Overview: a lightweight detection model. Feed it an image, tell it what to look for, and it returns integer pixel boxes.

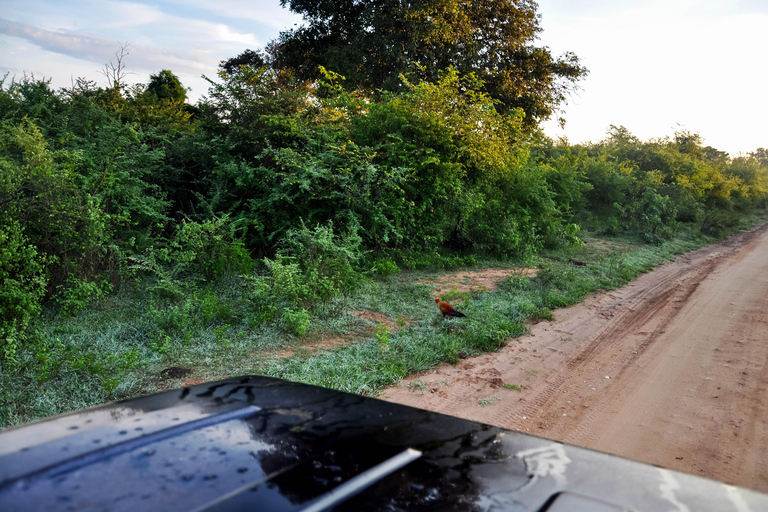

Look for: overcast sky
[1,0,766,155]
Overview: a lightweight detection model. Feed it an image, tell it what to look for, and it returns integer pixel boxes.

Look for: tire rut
[501,256,719,445]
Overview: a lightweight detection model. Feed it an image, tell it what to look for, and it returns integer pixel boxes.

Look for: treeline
[539,126,768,243]
[1,66,766,362]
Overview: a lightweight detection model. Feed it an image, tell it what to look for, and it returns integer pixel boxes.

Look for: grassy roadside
[2,210,768,429]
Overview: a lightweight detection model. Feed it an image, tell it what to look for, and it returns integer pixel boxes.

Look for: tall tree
[752,148,768,168]
[219,49,268,74]
[146,69,188,103]
[274,0,587,130]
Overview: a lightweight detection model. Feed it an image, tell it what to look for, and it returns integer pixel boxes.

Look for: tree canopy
[146,69,188,103]
[274,0,588,130]
[219,49,268,75]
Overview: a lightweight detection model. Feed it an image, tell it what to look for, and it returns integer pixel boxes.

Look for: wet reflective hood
[1,375,766,511]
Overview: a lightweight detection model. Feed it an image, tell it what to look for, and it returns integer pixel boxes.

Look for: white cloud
[0,0,286,101]
[0,18,118,63]
[161,0,303,31]
[177,19,260,47]
[0,19,215,74]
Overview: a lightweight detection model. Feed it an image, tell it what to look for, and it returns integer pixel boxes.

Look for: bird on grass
[435,296,466,319]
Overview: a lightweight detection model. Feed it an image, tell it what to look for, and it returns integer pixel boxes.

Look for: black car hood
[1,375,765,511]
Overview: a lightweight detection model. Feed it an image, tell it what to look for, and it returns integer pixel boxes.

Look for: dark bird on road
[435,296,466,318]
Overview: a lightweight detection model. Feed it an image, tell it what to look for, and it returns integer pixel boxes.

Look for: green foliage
[463,312,524,352]
[347,68,536,251]
[219,49,267,74]
[237,221,364,333]
[173,216,253,279]
[282,308,310,336]
[201,64,313,161]
[275,0,587,129]
[23,331,141,397]
[54,274,113,317]
[149,329,173,355]
[372,258,400,279]
[0,219,47,365]
[237,221,365,332]
[147,297,195,334]
[270,220,364,308]
[3,51,768,430]
[530,126,767,242]
[393,251,478,270]
[629,189,678,244]
[0,76,180,349]
[700,208,740,237]
[240,274,277,327]
[201,66,572,255]
[118,84,194,132]
[375,323,391,348]
[214,324,232,347]
[0,118,107,286]
[146,70,188,103]
[129,215,253,296]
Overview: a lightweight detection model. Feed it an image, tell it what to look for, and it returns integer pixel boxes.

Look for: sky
[1,0,766,156]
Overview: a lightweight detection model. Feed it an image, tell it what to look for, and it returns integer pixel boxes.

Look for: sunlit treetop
[274,0,588,131]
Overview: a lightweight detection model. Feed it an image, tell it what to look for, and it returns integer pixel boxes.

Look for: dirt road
[380,223,768,492]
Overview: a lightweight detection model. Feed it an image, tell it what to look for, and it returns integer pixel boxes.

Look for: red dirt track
[380,223,768,492]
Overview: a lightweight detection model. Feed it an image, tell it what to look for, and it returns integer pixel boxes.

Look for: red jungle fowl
[435,296,466,318]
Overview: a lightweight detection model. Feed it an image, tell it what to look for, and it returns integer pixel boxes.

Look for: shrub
[628,189,678,244]
[54,274,113,317]
[0,220,47,365]
[173,216,253,279]
[372,258,400,279]
[272,220,364,308]
[282,308,310,336]
[129,215,253,296]
[146,296,195,334]
[241,274,278,326]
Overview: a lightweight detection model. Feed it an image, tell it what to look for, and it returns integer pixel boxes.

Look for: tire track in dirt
[526,260,716,446]
[490,254,718,447]
[380,222,768,492]
[588,227,768,490]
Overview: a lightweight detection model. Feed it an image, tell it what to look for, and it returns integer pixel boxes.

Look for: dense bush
[0,219,47,364]
[1,69,767,363]
[534,127,767,241]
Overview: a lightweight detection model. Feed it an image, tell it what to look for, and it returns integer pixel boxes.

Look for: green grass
[3,212,768,430]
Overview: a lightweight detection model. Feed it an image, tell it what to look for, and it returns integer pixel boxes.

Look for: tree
[219,49,268,74]
[100,42,133,90]
[274,0,587,130]
[752,148,768,168]
[146,69,188,103]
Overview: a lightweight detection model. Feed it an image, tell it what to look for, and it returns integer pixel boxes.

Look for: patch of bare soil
[353,309,403,330]
[380,222,768,493]
[273,310,408,358]
[417,267,536,295]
